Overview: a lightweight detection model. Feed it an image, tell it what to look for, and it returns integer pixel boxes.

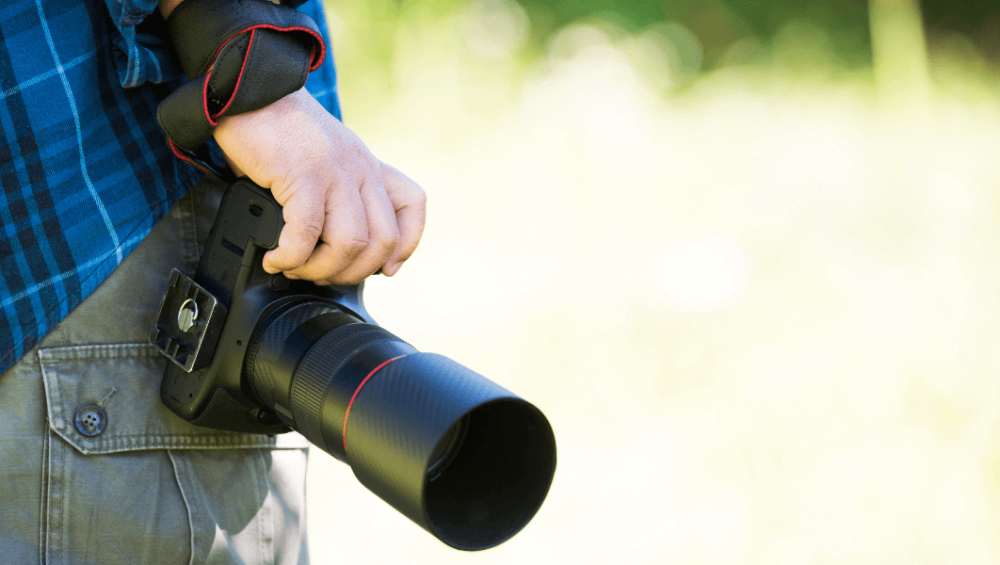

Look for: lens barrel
[244,299,557,550]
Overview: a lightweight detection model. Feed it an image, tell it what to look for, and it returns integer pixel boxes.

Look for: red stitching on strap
[208,24,325,74]
[201,66,214,126]
[167,138,209,173]
[164,19,327,170]
[201,24,325,126]
[244,24,326,70]
[208,28,256,124]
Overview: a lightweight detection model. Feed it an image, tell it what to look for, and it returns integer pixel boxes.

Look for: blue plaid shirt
[0,0,341,373]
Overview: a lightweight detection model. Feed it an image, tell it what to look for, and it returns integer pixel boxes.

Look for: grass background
[303,1,1000,562]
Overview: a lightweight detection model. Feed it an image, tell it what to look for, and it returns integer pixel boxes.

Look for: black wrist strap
[155,0,326,175]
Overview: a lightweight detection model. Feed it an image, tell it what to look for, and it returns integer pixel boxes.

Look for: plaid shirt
[0,0,341,373]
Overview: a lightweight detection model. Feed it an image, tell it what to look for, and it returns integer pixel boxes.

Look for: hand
[212,87,426,285]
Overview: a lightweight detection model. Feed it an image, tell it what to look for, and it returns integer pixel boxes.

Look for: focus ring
[246,302,340,409]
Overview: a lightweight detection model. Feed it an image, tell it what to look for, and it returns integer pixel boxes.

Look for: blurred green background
[304,0,1000,563]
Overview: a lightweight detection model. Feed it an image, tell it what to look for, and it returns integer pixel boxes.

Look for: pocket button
[74,405,107,437]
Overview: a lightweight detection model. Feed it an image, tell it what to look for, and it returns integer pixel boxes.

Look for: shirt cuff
[104,0,185,88]
[101,0,340,124]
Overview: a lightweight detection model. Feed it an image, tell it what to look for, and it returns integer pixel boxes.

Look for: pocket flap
[40,343,309,455]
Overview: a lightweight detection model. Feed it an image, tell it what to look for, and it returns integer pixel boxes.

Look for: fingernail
[384,262,401,277]
[285,273,301,280]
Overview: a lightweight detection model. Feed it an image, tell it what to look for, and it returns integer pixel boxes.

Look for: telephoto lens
[151,179,557,550]
[243,296,557,551]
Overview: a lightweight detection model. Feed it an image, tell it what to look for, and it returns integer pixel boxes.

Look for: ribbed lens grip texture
[291,324,408,453]
[246,302,339,408]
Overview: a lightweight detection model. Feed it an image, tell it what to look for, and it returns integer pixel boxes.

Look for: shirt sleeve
[295,0,343,121]
[100,0,341,120]
[102,0,184,87]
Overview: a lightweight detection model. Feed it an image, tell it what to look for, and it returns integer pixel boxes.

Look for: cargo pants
[0,176,312,565]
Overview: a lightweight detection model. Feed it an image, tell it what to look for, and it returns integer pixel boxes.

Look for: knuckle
[342,135,376,169]
[341,238,369,259]
[375,232,400,255]
[287,247,313,267]
[296,222,323,244]
[407,186,427,210]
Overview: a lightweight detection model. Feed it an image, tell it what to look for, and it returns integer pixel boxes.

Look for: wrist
[155,0,325,174]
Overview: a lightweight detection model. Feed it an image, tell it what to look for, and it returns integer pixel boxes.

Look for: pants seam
[167,450,197,565]
[38,422,49,565]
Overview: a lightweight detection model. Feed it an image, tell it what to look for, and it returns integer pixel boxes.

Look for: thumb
[261,187,325,274]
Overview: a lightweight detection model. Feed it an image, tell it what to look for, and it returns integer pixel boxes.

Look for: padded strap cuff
[155,0,326,174]
[167,0,324,78]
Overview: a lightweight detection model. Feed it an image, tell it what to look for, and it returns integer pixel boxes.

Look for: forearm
[154,0,425,283]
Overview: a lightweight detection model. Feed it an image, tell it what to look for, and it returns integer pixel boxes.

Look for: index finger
[380,162,426,276]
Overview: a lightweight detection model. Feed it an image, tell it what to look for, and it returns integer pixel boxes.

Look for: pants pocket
[35,343,308,565]
[168,449,309,565]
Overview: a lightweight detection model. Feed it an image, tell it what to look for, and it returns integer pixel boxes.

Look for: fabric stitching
[166,451,197,565]
[207,31,253,124]
[54,429,66,565]
[38,420,49,565]
[48,427,287,452]
[207,34,245,107]
[38,343,310,455]
[38,342,162,360]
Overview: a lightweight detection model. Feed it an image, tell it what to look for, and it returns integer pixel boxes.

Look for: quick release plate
[149,269,228,372]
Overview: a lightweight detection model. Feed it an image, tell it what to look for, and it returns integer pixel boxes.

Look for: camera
[148,179,556,550]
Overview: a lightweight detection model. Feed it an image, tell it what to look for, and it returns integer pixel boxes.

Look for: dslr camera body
[149,179,555,550]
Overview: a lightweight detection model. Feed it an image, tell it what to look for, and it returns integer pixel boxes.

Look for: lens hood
[344,353,557,550]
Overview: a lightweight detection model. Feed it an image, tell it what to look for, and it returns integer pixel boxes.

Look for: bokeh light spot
[456,0,530,60]
[652,235,751,313]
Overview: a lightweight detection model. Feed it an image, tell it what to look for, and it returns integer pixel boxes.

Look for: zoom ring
[290,323,409,456]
